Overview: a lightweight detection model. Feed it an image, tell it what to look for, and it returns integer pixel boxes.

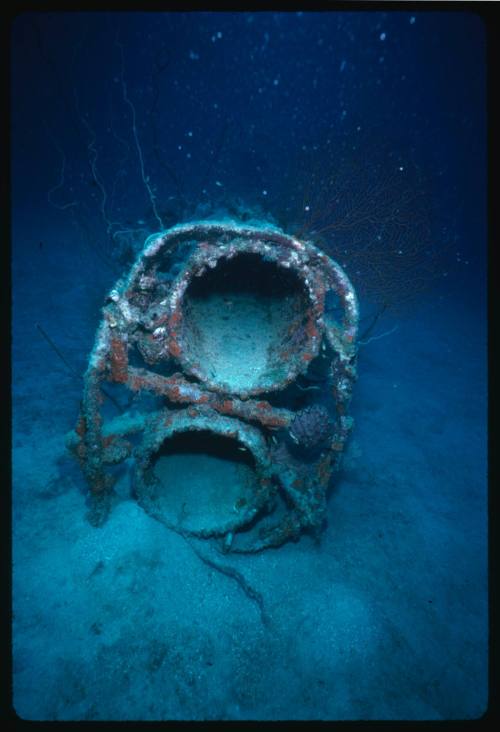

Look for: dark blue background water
[11,10,488,721]
[12,11,486,288]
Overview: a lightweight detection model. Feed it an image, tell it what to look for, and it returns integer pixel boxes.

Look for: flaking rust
[68,220,359,551]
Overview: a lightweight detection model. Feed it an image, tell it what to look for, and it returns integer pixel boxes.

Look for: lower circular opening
[150,430,259,534]
[181,252,310,393]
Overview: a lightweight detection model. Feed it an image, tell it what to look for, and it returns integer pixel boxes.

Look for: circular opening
[181,253,311,393]
[150,430,260,534]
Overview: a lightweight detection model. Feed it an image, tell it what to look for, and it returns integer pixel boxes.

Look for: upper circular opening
[179,252,314,394]
[150,429,259,534]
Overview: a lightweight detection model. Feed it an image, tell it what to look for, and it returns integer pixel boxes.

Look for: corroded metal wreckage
[67,221,359,552]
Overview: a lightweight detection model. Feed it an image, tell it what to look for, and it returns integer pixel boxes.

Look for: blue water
[11,11,487,720]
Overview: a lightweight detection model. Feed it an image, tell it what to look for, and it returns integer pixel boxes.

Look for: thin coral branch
[358,324,398,346]
[115,34,165,231]
[45,131,78,211]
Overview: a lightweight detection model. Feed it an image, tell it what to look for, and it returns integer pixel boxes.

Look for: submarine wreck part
[69,220,359,548]
[123,221,358,395]
[134,408,275,538]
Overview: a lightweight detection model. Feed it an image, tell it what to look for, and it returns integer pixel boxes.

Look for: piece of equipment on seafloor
[67,220,359,552]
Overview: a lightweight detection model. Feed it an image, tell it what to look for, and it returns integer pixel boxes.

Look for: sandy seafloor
[11,206,488,721]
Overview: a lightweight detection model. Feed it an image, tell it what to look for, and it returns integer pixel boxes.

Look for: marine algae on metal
[67,220,359,552]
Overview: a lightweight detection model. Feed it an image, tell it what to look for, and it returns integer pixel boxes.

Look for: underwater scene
[11,10,487,721]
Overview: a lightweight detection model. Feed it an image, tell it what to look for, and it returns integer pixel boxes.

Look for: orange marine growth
[109,338,128,383]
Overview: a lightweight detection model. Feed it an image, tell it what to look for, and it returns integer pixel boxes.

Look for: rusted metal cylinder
[166,237,324,396]
[134,408,274,538]
[123,222,358,394]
